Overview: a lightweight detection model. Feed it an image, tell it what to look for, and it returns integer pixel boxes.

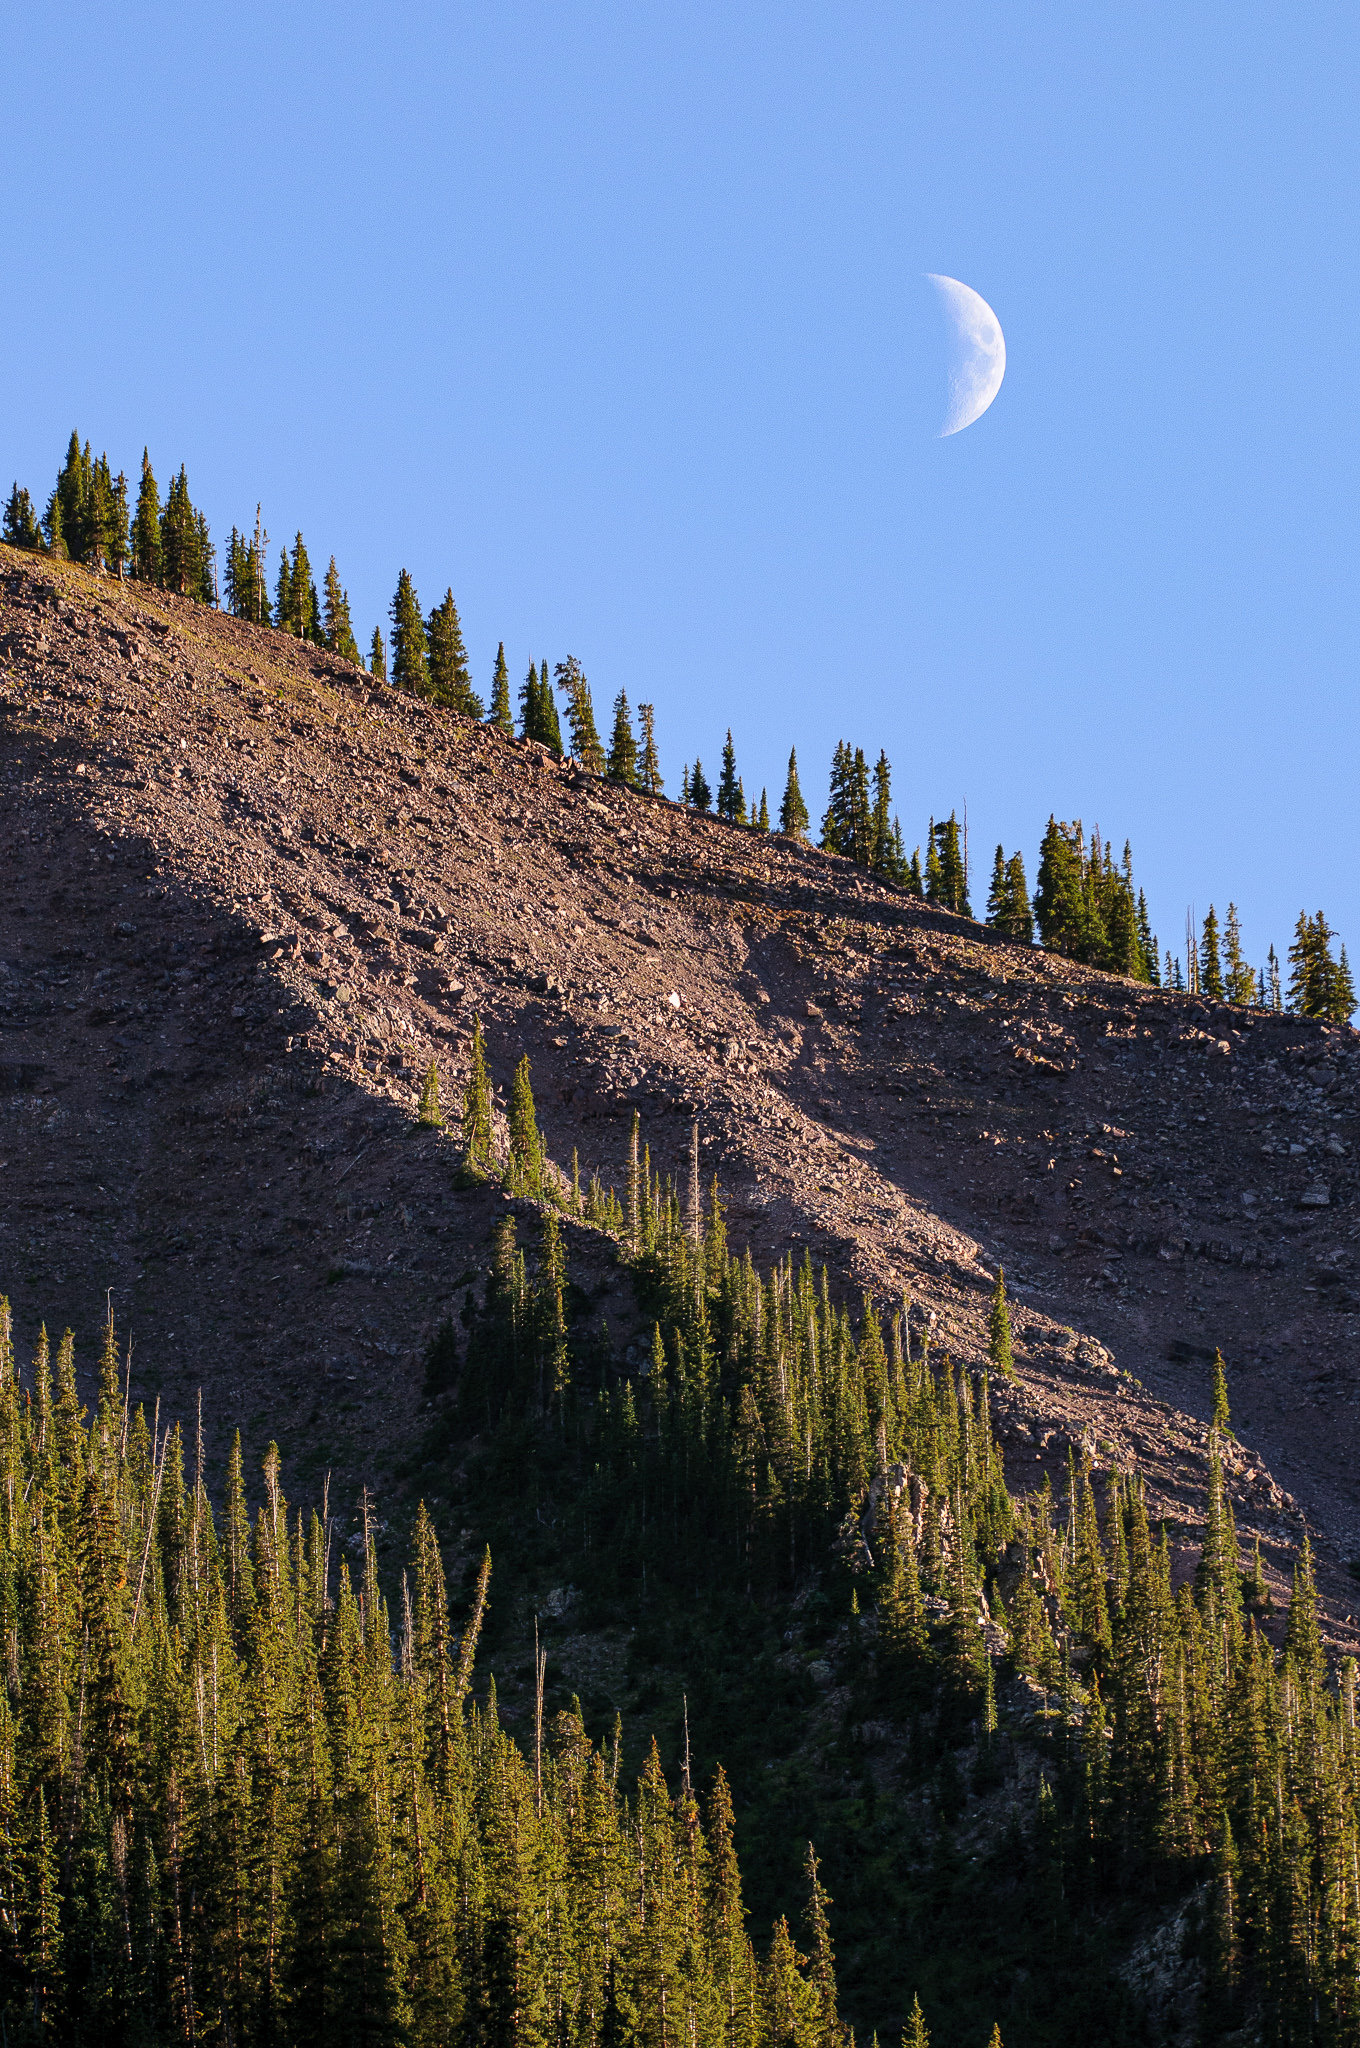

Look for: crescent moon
[927,275,1006,437]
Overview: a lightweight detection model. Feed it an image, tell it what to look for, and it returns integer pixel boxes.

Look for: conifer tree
[637,703,663,794]
[988,1270,1015,1381]
[427,589,482,714]
[323,557,361,663]
[927,813,970,915]
[903,1992,930,2048]
[1033,818,1088,957]
[539,658,564,754]
[1211,1350,1233,1438]
[870,752,896,875]
[369,627,387,681]
[607,692,640,787]
[717,731,747,823]
[461,1016,493,1179]
[160,465,205,596]
[557,658,606,772]
[690,759,712,811]
[417,1059,443,1128]
[131,450,163,584]
[489,643,514,732]
[1200,907,1224,1000]
[507,1056,545,1197]
[780,748,810,838]
[1222,903,1254,1005]
[390,570,430,696]
[1,485,42,550]
[757,788,770,831]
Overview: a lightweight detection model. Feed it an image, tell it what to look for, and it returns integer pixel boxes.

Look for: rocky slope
[2,542,1358,1633]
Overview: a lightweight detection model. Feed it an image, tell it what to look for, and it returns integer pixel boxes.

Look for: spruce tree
[2,485,42,551]
[903,1992,930,2048]
[427,589,482,714]
[1033,818,1088,956]
[870,752,894,875]
[757,788,770,831]
[1200,907,1224,1000]
[988,1270,1015,1381]
[690,759,712,811]
[323,557,361,663]
[780,748,810,838]
[507,1056,545,1197]
[1222,903,1253,1005]
[539,658,564,754]
[461,1016,493,1178]
[389,570,430,696]
[131,450,162,584]
[489,643,514,732]
[417,1059,443,1128]
[1211,1350,1233,1438]
[557,658,606,771]
[716,731,746,823]
[637,702,663,794]
[159,466,204,595]
[607,692,640,787]
[369,627,387,681]
[928,813,970,914]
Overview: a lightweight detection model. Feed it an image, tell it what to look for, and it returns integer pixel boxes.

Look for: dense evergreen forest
[4,430,1353,1022]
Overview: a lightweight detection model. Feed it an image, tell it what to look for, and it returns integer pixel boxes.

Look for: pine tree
[1200,907,1224,1000]
[757,788,770,831]
[870,752,895,875]
[927,813,970,915]
[717,731,746,823]
[1211,1350,1233,1439]
[2,485,42,550]
[607,692,640,787]
[507,1056,545,1197]
[690,759,712,811]
[417,1059,443,1128]
[461,1016,493,1179]
[1222,903,1254,1005]
[539,659,564,754]
[557,658,606,772]
[902,1992,930,2048]
[780,748,810,838]
[988,1270,1015,1381]
[131,450,163,584]
[390,570,430,696]
[637,703,663,793]
[160,466,205,596]
[1033,818,1089,957]
[370,627,387,681]
[489,643,514,732]
[427,590,482,714]
[323,557,361,663]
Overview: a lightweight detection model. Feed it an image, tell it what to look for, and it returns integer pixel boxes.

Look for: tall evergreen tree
[131,450,163,584]
[369,627,387,681]
[637,703,663,794]
[389,570,430,696]
[607,692,640,787]
[557,658,606,771]
[323,557,361,663]
[690,759,712,811]
[1200,907,1224,1001]
[2,485,42,551]
[488,643,514,732]
[717,732,746,823]
[780,749,809,838]
[427,590,482,714]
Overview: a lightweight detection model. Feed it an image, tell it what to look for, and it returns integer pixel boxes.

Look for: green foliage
[369,626,387,681]
[225,510,273,625]
[985,846,1033,944]
[416,1057,443,1128]
[608,690,640,786]
[1288,911,1356,1020]
[987,1270,1015,1381]
[1201,905,1225,1000]
[506,1054,545,1197]
[780,748,810,838]
[717,731,746,823]
[1032,819,1150,977]
[558,656,606,772]
[821,743,873,865]
[2,483,43,550]
[460,1015,494,1179]
[322,555,360,663]
[426,588,482,714]
[925,813,970,917]
[637,702,664,793]
[0,1295,832,2046]
[488,641,514,732]
[389,568,430,695]
[689,759,712,811]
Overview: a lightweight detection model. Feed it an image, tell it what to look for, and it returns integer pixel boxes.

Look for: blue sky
[4,3,1358,979]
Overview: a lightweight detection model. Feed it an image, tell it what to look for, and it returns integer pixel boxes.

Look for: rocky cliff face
[2,542,1358,1634]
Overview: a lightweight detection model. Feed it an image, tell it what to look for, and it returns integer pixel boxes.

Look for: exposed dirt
[3,543,1359,1634]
